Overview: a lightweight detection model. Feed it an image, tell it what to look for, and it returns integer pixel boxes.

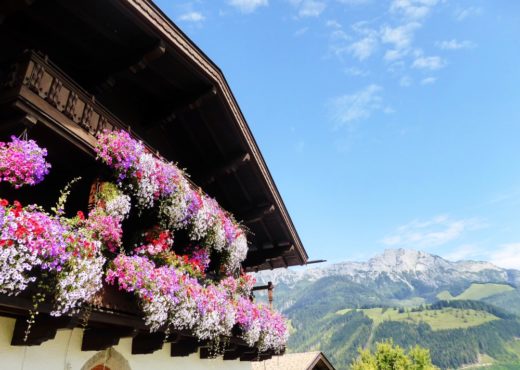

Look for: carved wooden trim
[7,52,125,144]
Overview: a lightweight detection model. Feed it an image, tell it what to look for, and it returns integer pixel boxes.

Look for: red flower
[77,211,85,220]
[0,199,8,207]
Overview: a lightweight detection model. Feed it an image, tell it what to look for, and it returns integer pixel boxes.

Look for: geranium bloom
[95,130,250,272]
[85,208,123,253]
[0,200,105,316]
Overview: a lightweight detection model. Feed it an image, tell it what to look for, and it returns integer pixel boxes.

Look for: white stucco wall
[0,316,252,370]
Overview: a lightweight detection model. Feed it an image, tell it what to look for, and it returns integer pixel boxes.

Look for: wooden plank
[11,315,78,346]
[131,332,165,354]
[170,336,200,357]
[81,327,136,351]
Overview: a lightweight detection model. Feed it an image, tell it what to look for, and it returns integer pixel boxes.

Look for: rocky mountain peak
[255,248,517,288]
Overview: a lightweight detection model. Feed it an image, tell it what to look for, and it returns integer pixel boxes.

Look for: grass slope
[337,307,499,331]
[437,283,514,301]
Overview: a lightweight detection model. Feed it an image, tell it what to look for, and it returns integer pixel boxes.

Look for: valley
[256,249,520,369]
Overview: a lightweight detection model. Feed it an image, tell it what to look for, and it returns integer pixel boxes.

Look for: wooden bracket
[131,332,166,354]
[11,315,78,346]
[170,335,200,357]
[243,204,275,224]
[203,153,251,185]
[81,327,136,351]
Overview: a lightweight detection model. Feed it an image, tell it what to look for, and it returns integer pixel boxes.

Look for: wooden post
[267,281,274,309]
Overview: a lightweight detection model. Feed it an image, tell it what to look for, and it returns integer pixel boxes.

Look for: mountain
[255,249,520,370]
[257,249,520,291]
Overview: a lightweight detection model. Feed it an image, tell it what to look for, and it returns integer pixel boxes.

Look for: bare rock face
[255,248,517,290]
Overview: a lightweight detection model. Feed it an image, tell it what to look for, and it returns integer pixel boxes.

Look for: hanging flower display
[0,136,51,188]
[0,128,290,354]
[94,130,249,272]
[95,130,183,209]
[106,253,288,352]
[0,199,105,316]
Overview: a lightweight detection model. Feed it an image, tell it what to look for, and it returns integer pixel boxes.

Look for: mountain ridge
[256,248,520,291]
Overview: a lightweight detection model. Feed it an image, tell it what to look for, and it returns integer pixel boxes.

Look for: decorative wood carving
[6,51,126,143]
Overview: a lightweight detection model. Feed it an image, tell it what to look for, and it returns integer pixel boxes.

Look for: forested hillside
[257,249,520,369]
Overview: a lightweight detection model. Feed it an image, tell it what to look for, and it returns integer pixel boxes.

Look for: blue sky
[156,0,520,268]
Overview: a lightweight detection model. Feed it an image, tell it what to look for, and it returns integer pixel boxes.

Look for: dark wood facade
[0,0,308,362]
[0,0,307,272]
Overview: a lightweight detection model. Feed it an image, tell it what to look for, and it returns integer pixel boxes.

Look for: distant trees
[351,340,438,370]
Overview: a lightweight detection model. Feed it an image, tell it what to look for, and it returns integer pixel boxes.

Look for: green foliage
[51,177,82,216]
[483,290,520,316]
[351,340,438,370]
[372,318,520,369]
[430,300,516,320]
[436,283,515,301]
[354,306,497,330]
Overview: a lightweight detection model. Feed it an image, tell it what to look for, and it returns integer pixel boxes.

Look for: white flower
[105,194,131,220]
[226,234,248,273]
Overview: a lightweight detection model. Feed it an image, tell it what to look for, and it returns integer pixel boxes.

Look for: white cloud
[421,76,436,85]
[489,243,520,269]
[337,0,370,5]
[384,48,408,61]
[326,20,342,29]
[444,242,520,269]
[390,0,439,20]
[436,39,476,50]
[382,215,483,248]
[381,23,421,49]
[289,0,326,17]
[228,0,268,13]
[331,84,383,128]
[299,0,326,17]
[454,6,482,21]
[412,55,445,70]
[349,35,378,60]
[294,27,309,37]
[344,66,370,77]
[178,11,206,22]
[443,245,482,261]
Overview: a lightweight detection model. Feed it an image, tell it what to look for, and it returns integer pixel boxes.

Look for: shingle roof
[251,352,335,370]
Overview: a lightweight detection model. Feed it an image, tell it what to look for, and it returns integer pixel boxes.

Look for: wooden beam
[81,327,136,351]
[240,348,259,361]
[243,245,294,267]
[131,332,166,354]
[243,204,275,224]
[199,346,215,359]
[223,345,245,361]
[170,335,200,357]
[203,153,251,185]
[147,87,217,129]
[11,315,78,346]
[94,42,166,93]
[128,42,166,74]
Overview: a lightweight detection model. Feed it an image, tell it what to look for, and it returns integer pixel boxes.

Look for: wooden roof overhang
[0,0,308,271]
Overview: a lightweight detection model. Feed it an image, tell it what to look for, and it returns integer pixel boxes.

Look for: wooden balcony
[1,51,128,153]
[0,285,280,361]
